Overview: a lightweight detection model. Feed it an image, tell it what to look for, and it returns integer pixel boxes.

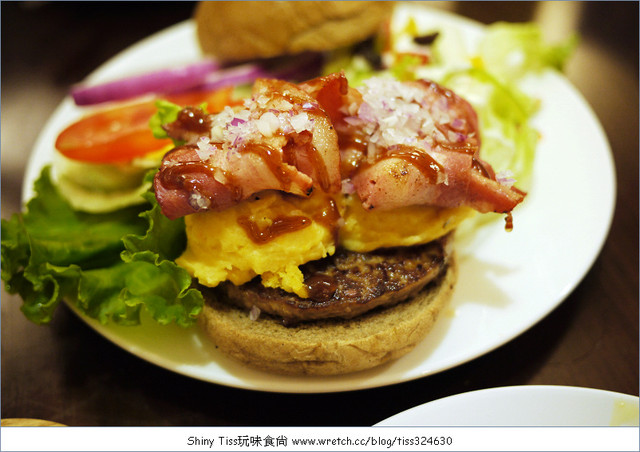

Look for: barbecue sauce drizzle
[237,215,312,244]
[159,95,343,244]
[160,76,516,241]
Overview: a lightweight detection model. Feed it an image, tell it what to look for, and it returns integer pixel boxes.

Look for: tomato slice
[55,87,237,163]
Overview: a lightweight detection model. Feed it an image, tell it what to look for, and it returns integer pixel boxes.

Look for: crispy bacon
[154,73,525,221]
[306,76,526,213]
[154,78,341,220]
[352,150,525,212]
[299,71,350,126]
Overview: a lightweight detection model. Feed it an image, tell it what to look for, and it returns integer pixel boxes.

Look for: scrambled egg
[176,190,474,297]
[339,195,473,252]
[176,190,337,298]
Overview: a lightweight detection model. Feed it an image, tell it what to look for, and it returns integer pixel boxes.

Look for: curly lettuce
[1,166,202,326]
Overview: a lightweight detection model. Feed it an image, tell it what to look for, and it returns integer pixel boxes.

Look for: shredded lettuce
[430,22,576,190]
[438,66,540,191]
[329,21,575,194]
[1,166,203,326]
[476,22,578,83]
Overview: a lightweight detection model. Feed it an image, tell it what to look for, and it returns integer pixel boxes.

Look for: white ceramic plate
[23,6,615,393]
[376,386,639,426]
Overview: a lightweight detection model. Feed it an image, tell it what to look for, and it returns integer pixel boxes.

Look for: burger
[151,70,524,375]
[141,1,520,376]
[3,2,548,378]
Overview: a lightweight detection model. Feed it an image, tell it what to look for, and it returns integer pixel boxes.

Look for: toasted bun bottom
[198,255,457,376]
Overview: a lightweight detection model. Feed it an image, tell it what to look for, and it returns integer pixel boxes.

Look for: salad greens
[331,21,577,192]
[1,16,575,326]
[1,167,202,325]
[149,99,184,140]
[435,22,577,192]
[475,22,578,83]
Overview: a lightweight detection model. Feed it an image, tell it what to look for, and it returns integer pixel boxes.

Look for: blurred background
[1,2,638,426]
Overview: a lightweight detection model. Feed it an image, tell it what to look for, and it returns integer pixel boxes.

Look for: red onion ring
[71,60,220,106]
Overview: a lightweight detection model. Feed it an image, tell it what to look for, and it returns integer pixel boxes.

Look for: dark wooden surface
[2,2,637,426]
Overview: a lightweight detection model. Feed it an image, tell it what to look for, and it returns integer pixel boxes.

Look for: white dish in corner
[376,386,639,426]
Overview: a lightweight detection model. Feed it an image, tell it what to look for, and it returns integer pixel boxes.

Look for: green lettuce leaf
[120,176,203,326]
[122,173,188,262]
[1,166,203,326]
[477,22,579,83]
[149,99,183,140]
[149,98,211,143]
[440,67,539,191]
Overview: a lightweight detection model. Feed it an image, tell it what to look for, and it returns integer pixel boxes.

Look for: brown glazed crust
[198,255,457,376]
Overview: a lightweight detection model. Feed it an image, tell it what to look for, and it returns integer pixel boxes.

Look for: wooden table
[2,2,637,426]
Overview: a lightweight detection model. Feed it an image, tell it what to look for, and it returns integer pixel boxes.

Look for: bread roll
[195,1,393,62]
[1,418,65,426]
[199,256,456,375]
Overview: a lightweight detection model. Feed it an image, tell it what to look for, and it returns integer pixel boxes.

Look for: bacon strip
[306,76,526,214]
[154,73,525,221]
[154,78,341,220]
[352,150,525,212]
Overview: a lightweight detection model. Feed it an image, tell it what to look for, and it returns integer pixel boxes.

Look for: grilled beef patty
[211,233,453,325]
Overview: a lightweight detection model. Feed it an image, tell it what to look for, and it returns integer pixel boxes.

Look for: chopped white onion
[188,190,211,210]
[256,111,281,136]
[249,305,261,321]
[341,178,355,195]
[195,137,216,160]
[347,77,465,152]
[496,170,516,187]
[289,112,314,133]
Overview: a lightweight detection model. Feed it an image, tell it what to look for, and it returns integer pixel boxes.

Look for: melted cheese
[176,191,337,298]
